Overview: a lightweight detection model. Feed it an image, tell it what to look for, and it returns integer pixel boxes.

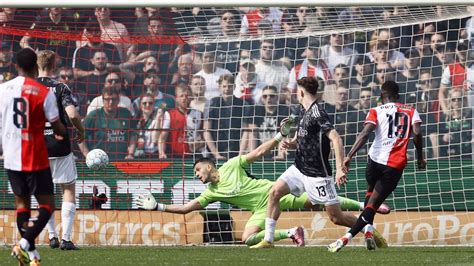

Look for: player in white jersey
[328,81,426,252]
[37,50,84,250]
[1,48,67,266]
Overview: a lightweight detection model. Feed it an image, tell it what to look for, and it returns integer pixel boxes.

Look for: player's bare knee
[269,187,283,201]
[328,213,344,225]
[61,183,76,204]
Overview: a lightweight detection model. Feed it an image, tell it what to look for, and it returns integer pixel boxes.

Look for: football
[86,149,109,170]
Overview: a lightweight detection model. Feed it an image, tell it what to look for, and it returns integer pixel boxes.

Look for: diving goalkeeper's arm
[137,193,201,214]
[136,115,297,213]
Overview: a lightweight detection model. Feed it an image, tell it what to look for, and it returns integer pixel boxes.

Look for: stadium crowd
[0,7,472,161]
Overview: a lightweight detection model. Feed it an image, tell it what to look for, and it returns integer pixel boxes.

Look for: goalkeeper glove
[137,193,165,211]
[274,114,298,142]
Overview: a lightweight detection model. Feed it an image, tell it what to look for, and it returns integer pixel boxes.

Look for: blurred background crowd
[0,6,472,161]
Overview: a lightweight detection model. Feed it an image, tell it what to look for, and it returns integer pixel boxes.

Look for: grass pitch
[1,246,473,265]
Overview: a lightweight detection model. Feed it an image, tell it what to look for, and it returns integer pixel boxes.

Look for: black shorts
[7,168,54,196]
[365,158,403,195]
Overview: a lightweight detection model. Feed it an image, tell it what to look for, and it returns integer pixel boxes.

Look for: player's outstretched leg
[245,226,305,247]
[250,180,290,249]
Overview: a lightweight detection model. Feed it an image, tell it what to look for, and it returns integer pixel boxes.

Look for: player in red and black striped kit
[1,48,66,265]
[328,81,426,252]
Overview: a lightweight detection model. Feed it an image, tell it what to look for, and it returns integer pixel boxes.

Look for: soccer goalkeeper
[137,117,389,247]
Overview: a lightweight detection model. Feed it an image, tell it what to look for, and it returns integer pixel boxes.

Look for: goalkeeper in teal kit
[137,117,389,247]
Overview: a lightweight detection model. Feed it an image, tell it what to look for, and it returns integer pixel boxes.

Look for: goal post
[0,4,473,246]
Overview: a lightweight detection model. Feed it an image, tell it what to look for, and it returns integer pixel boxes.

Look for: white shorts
[49,153,78,185]
[279,165,339,206]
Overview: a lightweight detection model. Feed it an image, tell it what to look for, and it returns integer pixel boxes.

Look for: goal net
[0,5,473,246]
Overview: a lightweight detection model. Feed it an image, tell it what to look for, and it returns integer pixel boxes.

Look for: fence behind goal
[0,6,473,246]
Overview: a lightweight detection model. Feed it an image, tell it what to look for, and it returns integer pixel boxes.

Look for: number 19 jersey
[0,76,59,171]
[365,102,422,170]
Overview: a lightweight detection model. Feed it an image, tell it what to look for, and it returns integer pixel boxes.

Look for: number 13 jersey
[365,102,422,170]
[0,76,59,171]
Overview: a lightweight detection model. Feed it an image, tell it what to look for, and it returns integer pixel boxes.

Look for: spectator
[439,40,472,115]
[159,85,206,158]
[367,40,405,70]
[240,8,282,37]
[247,85,290,160]
[421,32,450,84]
[131,69,175,116]
[255,39,289,91]
[87,72,133,115]
[353,86,374,111]
[416,70,440,119]
[76,51,110,103]
[56,66,88,116]
[413,34,431,58]
[20,8,77,66]
[174,7,217,36]
[94,7,130,60]
[349,55,375,105]
[288,38,332,92]
[256,19,274,37]
[208,10,244,73]
[195,46,232,100]
[396,48,421,104]
[170,53,193,88]
[320,33,358,72]
[189,75,209,114]
[437,89,472,158]
[79,86,137,160]
[134,93,162,158]
[374,62,396,87]
[0,41,16,83]
[132,7,170,36]
[326,85,359,152]
[127,16,179,77]
[414,70,441,158]
[323,64,350,105]
[72,20,121,79]
[204,74,251,160]
[234,58,267,104]
[0,8,29,53]
[130,55,159,98]
[465,6,474,48]
[281,7,311,34]
[214,9,240,38]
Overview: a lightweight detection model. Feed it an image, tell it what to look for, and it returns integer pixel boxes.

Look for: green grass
[1,246,473,266]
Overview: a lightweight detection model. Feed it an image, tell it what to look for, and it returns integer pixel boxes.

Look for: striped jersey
[0,76,59,171]
[365,102,422,170]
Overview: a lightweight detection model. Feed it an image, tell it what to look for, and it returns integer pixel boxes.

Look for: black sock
[16,208,31,238]
[364,191,372,208]
[349,207,376,237]
[23,205,53,250]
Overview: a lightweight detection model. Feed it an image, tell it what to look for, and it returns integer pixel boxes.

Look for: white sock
[363,224,374,234]
[19,238,30,251]
[343,232,353,241]
[287,227,297,237]
[264,218,276,242]
[359,202,364,210]
[46,214,57,239]
[61,202,76,241]
[28,249,40,260]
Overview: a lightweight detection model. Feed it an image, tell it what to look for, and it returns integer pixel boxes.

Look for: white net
[0,6,473,246]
